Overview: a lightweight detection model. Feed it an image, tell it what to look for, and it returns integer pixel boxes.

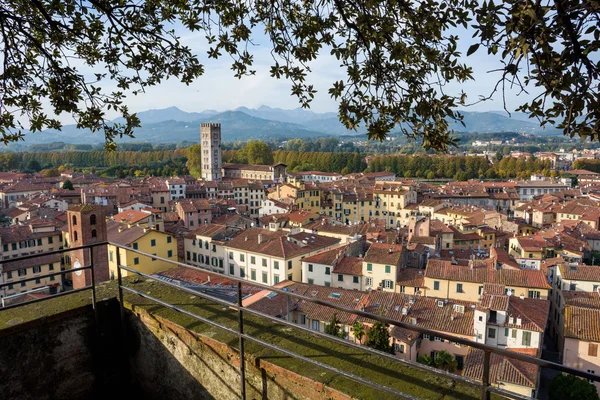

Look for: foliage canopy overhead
[1,0,599,150]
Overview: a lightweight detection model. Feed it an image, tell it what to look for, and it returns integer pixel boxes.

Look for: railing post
[482,349,491,400]
[286,291,290,322]
[89,245,98,329]
[116,246,126,339]
[237,281,246,400]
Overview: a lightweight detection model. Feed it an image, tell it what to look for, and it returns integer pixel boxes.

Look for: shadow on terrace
[0,243,597,400]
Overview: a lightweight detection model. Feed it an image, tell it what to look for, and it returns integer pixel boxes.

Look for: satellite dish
[506,289,513,297]
[73,259,82,276]
[250,222,255,227]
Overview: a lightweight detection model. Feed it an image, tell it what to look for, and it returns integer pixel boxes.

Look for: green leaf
[466,43,480,56]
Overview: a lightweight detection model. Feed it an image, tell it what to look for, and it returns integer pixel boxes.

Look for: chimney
[388,246,393,254]
[245,236,248,242]
[258,233,263,245]
[516,316,522,326]
[118,226,124,233]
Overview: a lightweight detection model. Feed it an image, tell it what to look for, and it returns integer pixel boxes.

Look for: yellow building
[362,243,404,292]
[449,226,483,250]
[477,227,497,249]
[508,236,546,270]
[296,184,322,214]
[2,253,62,297]
[106,220,178,279]
[424,259,550,302]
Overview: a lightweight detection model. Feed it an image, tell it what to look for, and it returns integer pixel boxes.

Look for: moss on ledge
[0,281,118,333]
[123,278,493,400]
[0,277,505,399]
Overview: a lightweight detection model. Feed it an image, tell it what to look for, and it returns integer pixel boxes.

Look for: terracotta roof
[425,260,550,289]
[1,181,54,194]
[562,291,600,309]
[163,212,180,223]
[333,256,363,276]
[225,228,340,259]
[396,268,425,288]
[478,294,509,311]
[483,283,506,295]
[504,297,550,332]
[176,199,211,212]
[111,210,152,224]
[287,283,368,325]
[0,224,62,243]
[303,220,370,236]
[559,265,600,282]
[514,235,547,251]
[106,220,153,245]
[302,246,345,265]
[222,163,274,172]
[2,253,61,272]
[186,224,230,239]
[68,204,104,213]
[364,243,403,265]
[409,236,436,245]
[564,306,600,342]
[463,348,538,388]
[397,296,474,337]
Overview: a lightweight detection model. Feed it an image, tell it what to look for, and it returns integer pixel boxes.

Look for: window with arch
[91,229,97,239]
[73,231,78,241]
[90,214,96,225]
[72,215,77,226]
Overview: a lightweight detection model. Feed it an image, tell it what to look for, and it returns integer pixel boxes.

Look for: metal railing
[1,242,599,400]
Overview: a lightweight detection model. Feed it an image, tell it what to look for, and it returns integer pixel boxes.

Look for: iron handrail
[1,241,599,400]
[113,242,600,383]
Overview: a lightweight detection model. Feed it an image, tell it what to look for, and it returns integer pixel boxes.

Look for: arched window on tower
[91,229,97,240]
[72,215,77,226]
[73,231,78,242]
[90,214,96,225]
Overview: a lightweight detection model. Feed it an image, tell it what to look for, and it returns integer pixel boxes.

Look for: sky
[58,18,542,123]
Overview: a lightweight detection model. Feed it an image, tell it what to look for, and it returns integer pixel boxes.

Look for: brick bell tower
[67,204,108,289]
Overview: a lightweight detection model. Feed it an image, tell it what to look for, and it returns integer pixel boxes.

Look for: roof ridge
[501,357,536,387]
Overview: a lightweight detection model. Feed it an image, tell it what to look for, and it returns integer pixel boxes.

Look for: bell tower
[200,123,222,181]
[67,204,108,289]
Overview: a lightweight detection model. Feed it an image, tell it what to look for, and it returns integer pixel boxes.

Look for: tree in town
[417,354,434,367]
[352,321,365,344]
[185,144,203,177]
[62,179,74,190]
[1,0,599,150]
[549,374,599,400]
[242,141,274,165]
[25,159,41,172]
[433,350,458,373]
[324,314,346,339]
[365,320,392,353]
[41,168,59,177]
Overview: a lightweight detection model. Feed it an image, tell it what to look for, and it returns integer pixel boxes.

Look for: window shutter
[590,343,598,357]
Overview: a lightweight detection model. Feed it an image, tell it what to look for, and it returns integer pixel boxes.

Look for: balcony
[0,243,598,400]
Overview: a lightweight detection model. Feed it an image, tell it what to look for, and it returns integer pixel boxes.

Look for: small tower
[201,123,222,181]
[67,204,108,289]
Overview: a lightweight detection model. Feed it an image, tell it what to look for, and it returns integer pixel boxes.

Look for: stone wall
[0,299,126,400]
[127,308,353,400]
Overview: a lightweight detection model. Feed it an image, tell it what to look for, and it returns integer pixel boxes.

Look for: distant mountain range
[21,105,561,145]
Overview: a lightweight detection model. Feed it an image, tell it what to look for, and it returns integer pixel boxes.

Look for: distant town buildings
[1,123,600,396]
